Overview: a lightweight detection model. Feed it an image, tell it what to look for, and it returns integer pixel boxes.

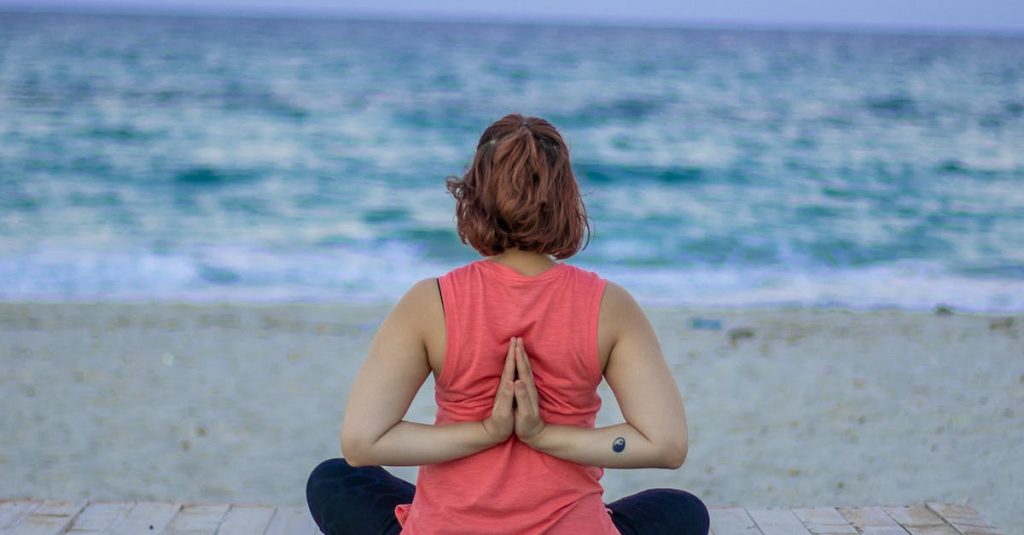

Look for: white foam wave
[1,248,1021,312]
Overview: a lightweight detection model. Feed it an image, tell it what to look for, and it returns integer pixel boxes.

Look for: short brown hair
[446,114,590,260]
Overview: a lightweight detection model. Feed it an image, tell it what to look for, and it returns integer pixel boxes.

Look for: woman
[306,114,709,535]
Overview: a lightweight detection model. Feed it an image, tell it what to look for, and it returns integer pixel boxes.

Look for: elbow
[340,431,371,468]
[664,442,687,469]
[659,436,688,469]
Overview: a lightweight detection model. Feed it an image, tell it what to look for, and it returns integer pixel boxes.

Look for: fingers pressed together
[487,337,547,445]
[512,337,539,413]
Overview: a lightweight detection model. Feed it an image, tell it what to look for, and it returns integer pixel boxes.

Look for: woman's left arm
[340,279,515,467]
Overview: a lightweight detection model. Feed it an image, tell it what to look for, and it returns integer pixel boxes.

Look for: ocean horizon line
[2,3,1023,38]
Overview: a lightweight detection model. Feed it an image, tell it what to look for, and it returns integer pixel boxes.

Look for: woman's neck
[487,249,556,277]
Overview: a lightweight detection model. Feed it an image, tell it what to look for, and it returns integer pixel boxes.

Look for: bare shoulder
[389,278,446,370]
[599,280,647,327]
[404,277,442,305]
[392,277,443,320]
[597,280,653,369]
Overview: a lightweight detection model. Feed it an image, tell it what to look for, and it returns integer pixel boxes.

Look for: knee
[673,490,709,534]
[306,458,353,496]
[650,489,710,534]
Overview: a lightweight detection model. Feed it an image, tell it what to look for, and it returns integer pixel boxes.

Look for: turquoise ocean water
[1,11,1022,310]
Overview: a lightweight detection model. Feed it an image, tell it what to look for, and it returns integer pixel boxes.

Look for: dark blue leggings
[306,458,710,535]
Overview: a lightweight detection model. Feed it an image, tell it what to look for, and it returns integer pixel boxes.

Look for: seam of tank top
[588,273,608,382]
[476,258,570,282]
[435,272,457,388]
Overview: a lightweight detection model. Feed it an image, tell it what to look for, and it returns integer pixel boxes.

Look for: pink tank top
[393,258,619,534]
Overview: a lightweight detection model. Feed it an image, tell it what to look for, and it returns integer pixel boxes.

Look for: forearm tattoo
[612,437,626,453]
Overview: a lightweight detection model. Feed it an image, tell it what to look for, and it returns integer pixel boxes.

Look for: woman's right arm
[515,282,688,469]
[340,279,516,467]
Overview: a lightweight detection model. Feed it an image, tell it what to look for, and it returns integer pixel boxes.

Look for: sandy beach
[1,301,1020,530]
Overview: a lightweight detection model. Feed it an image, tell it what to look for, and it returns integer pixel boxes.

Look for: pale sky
[3,0,1023,32]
